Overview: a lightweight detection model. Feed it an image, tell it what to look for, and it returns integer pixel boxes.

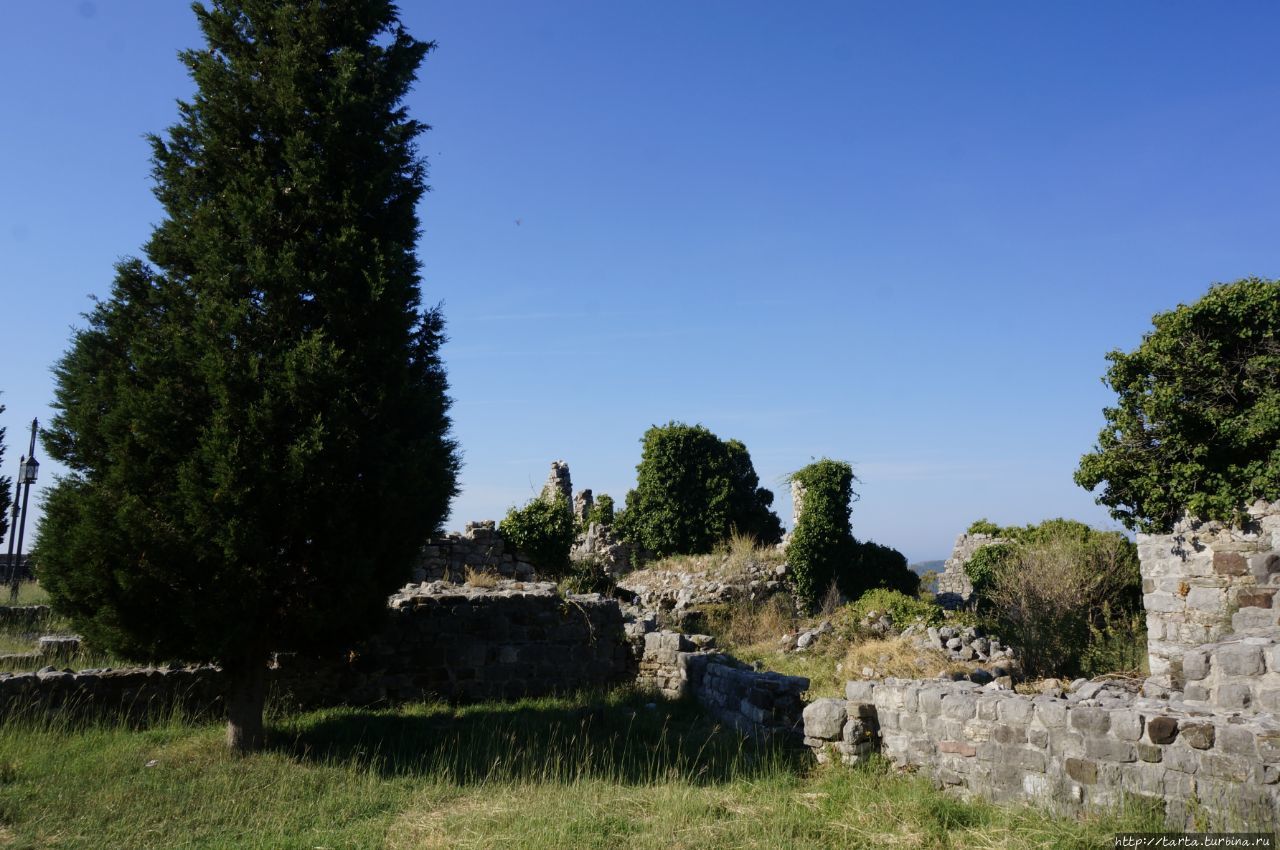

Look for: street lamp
[6,420,38,604]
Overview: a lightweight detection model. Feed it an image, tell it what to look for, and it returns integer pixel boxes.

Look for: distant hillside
[909,560,944,576]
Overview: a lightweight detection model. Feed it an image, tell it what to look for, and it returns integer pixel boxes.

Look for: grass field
[0,688,1162,849]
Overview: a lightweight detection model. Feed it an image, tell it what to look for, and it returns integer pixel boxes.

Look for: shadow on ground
[267,690,808,785]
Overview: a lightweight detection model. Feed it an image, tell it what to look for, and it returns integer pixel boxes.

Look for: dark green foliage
[787,460,916,608]
[965,518,1003,536]
[963,543,1015,605]
[0,402,10,546]
[585,493,614,529]
[844,588,943,631]
[1076,278,1280,532]
[616,423,782,557]
[36,0,457,743]
[786,460,856,607]
[500,497,576,578]
[851,540,918,598]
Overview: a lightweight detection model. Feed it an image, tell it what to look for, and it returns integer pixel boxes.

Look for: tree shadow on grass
[267,689,808,786]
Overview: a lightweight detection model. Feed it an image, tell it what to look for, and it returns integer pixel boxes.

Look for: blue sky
[2,1,1278,562]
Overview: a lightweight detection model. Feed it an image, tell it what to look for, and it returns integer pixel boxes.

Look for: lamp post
[7,419,38,604]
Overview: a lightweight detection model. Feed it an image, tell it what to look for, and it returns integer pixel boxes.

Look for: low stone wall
[636,630,808,740]
[0,605,50,631]
[802,678,1280,829]
[0,665,225,721]
[1139,501,1280,689]
[0,581,631,721]
[411,521,537,584]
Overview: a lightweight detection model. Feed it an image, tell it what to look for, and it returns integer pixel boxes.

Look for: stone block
[1146,716,1179,745]
[1217,725,1256,758]
[802,698,847,741]
[1069,707,1110,736]
[1110,710,1144,742]
[1182,649,1209,681]
[1084,736,1137,763]
[844,680,875,702]
[1033,698,1068,728]
[1257,732,1280,763]
[1028,727,1049,749]
[942,694,977,720]
[993,724,1026,745]
[1137,742,1163,763]
[1235,587,1276,609]
[1186,586,1225,613]
[996,697,1034,725]
[1216,682,1253,710]
[1065,757,1098,785]
[1178,722,1215,750]
[1213,551,1248,576]
[938,740,977,757]
[1216,643,1264,676]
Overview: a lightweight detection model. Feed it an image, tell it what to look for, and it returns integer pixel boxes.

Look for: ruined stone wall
[803,678,1280,829]
[0,605,49,631]
[935,532,1008,609]
[1139,500,1280,689]
[0,582,632,720]
[412,521,537,583]
[637,630,808,740]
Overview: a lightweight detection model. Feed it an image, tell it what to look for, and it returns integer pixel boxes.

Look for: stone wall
[637,630,808,740]
[0,581,632,720]
[935,532,1008,609]
[1139,500,1280,689]
[803,677,1280,829]
[0,605,49,631]
[412,521,537,583]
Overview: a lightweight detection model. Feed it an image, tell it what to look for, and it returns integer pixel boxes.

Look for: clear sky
[2,1,1278,562]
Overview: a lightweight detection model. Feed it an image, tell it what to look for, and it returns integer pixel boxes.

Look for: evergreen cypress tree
[0,402,11,546]
[37,0,458,752]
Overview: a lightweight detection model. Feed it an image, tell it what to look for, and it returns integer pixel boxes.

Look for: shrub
[982,522,1141,678]
[843,588,943,633]
[559,558,618,596]
[966,518,1004,536]
[499,496,576,578]
[584,493,614,529]
[616,422,782,557]
[786,460,857,607]
[963,543,1015,607]
[1075,278,1280,532]
[786,460,916,608]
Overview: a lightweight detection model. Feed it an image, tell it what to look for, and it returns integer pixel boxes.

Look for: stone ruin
[934,530,1010,609]
[6,450,1280,828]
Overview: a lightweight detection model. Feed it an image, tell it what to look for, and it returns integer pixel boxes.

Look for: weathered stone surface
[803,698,848,740]
[1065,757,1098,785]
[1147,716,1180,745]
[1180,722,1215,750]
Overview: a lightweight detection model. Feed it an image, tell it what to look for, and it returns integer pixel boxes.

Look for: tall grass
[0,687,1167,849]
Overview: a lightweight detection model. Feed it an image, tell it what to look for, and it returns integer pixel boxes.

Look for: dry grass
[463,566,500,588]
[703,594,798,652]
[841,638,952,681]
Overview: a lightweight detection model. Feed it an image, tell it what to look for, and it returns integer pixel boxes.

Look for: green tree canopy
[36,0,458,752]
[616,422,782,557]
[1075,278,1280,532]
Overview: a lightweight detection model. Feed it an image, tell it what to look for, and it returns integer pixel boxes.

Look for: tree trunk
[224,654,268,754]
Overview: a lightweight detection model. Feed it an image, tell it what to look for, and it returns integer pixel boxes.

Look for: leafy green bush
[786,460,858,607]
[585,493,614,529]
[616,422,782,557]
[499,496,576,578]
[966,518,1004,536]
[845,588,943,630]
[786,460,916,608]
[1076,278,1280,532]
[963,543,1015,606]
